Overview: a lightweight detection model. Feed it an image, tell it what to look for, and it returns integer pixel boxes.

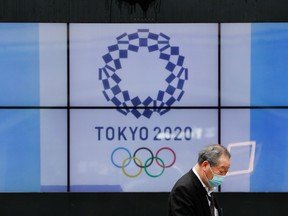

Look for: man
[168,144,231,216]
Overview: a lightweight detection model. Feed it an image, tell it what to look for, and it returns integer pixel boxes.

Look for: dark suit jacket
[167,169,222,216]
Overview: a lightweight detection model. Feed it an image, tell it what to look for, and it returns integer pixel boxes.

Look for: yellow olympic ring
[122,156,143,178]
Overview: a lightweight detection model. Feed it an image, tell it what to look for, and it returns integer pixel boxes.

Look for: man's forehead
[217,155,231,166]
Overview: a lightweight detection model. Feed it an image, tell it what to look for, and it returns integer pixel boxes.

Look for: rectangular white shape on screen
[227,141,256,176]
[70,24,218,107]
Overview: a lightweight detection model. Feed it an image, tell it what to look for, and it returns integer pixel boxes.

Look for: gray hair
[197,144,231,167]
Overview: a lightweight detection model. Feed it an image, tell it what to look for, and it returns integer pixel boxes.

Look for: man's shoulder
[169,169,206,202]
[172,169,198,189]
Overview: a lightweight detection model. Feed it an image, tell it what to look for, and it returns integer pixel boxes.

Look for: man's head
[196,144,231,188]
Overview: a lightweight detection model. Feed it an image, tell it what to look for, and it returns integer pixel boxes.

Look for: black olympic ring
[133,147,154,168]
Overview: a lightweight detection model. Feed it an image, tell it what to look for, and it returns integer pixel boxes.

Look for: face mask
[206,164,225,187]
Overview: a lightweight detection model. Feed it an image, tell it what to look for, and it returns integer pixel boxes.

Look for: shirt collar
[192,166,215,195]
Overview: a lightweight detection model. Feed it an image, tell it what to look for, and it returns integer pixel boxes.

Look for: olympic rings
[111,146,176,178]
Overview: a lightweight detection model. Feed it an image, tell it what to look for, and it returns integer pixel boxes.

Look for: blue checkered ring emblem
[99,29,188,119]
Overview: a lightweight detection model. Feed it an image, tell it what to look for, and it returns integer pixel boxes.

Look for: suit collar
[190,169,222,216]
[192,167,216,194]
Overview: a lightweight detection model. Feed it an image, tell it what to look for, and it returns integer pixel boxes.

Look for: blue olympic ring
[111,147,132,168]
[99,29,188,119]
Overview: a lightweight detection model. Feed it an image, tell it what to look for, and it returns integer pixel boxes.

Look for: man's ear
[201,160,209,170]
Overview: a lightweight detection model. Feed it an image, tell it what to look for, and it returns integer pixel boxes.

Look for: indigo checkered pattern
[99,29,188,118]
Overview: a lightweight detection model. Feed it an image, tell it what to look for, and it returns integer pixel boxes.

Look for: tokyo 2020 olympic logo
[99,29,188,119]
[111,147,176,178]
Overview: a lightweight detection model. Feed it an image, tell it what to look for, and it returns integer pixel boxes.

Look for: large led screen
[69,24,219,192]
[221,23,288,192]
[221,109,288,192]
[2,22,288,193]
[0,109,67,192]
[221,23,288,106]
[70,109,218,192]
[0,23,67,106]
[0,23,67,192]
[70,24,219,107]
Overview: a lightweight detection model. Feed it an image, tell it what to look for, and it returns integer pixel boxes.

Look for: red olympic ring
[155,147,176,168]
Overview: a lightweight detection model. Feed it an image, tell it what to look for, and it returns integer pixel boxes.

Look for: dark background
[0,192,286,215]
[1,0,288,215]
[1,0,288,23]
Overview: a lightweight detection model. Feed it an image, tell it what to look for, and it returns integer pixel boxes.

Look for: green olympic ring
[144,156,165,178]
